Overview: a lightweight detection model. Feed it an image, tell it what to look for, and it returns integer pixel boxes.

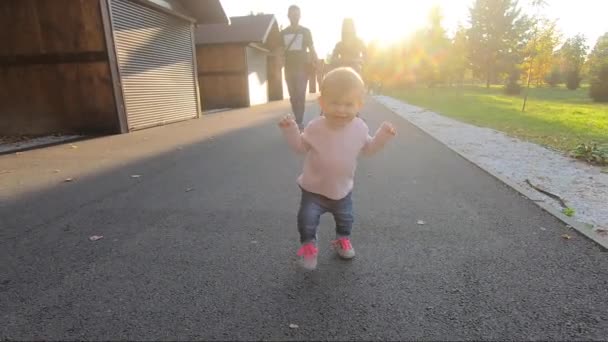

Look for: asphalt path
[1,98,606,340]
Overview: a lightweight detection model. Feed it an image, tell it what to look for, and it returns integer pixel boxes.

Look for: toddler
[278,67,396,270]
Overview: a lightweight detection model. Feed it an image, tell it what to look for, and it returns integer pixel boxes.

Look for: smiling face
[319,67,365,128]
[319,89,364,128]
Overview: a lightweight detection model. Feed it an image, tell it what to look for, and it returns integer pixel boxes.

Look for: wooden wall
[196,44,249,110]
[0,0,118,136]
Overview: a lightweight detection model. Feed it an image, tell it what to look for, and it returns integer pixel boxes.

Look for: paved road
[1,98,607,340]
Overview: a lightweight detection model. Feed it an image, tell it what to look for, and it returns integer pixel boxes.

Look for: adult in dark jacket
[281,5,318,128]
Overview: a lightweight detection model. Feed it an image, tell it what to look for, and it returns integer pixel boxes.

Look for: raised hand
[381,121,397,136]
[278,114,297,128]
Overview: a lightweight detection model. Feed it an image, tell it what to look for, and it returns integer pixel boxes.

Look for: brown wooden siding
[0,0,118,136]
[198,75,249,109]
[196,44,249,110]
[196,44,245,72]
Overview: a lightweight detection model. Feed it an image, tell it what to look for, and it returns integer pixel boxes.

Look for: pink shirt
[281,117,394,200]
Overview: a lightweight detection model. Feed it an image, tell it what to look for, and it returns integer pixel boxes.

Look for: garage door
[109,0,200,131]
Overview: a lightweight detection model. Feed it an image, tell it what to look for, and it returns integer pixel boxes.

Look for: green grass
[389,85,608,153]
[562,207,576,217]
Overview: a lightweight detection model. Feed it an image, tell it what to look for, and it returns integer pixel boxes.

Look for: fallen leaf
[89,235,103,241]
[130,174,141,178]
[561,234,572,240]
[594,228,608,236]
[289,324,299,329]
[417,220,426,225]
[64,178,74,182]
[70,144,78,149]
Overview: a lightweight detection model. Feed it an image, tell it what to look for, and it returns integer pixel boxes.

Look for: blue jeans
[297,188,354,244]
[285,68,308,126]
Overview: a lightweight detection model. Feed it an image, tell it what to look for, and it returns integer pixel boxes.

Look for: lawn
[388,85,608,153]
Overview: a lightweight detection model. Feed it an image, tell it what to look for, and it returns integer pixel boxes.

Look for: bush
[504,70,521,95]
[545,68,561,87]
[504,81,521,95]
[589,64,608,102]
[570,143,608,165]
[565,69,582,90]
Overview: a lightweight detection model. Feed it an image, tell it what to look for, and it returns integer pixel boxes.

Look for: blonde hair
[321,67,365,99]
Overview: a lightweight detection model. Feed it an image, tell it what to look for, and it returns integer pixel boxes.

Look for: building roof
[177,0,228,24]
[139,0,228,24]
[195,14,281,49]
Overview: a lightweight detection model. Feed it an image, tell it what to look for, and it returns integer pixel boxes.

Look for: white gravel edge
[375,95,608,246]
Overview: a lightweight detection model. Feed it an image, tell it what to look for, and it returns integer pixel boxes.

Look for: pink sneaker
[332,237,355,259]
[297,243,318,270]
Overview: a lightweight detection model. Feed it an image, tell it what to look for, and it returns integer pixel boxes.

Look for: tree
[467,0,530,88]
[521,0,559,111]
[406,6,450,86]
[557,34,588,90]
[364,40,413,89]
[445,26,469,86]
[522,19,560,86]
[362,40,389,90]
[521,0,558,85]
[545,66,561,87]
[587,33,608,76]
[588,33,608,102]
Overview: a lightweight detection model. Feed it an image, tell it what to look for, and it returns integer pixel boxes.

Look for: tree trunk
[486,61,491,88]
[522,61,533,112]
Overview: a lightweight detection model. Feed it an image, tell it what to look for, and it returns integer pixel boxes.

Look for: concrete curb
[377,98,608,251]
[0,136,87,156]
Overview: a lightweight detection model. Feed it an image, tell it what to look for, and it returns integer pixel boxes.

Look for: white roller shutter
[109,0,199,131]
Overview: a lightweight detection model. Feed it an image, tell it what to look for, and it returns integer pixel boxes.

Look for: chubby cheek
[342,105,355,114]
[319,98,363,117]
[350,100,364,113]
[342,111,357,121]
[337,105,359,117]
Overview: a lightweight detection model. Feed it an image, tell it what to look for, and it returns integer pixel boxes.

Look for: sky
[219,0,608,57]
